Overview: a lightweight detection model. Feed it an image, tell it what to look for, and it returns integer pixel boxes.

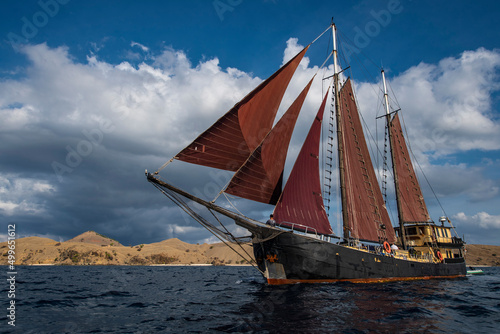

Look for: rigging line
[337,28,381,71]
[222,192,246,217]
[386,78,402,110]
[152,182,264,272]
[322,79,335,214]
[153,182,238,241]
[446,217,461,238]
[212,178,232,203]
[337,33,381,105]
[206,208,261,270]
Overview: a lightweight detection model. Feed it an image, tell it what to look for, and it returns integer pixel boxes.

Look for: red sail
[273,90,333,235]
[225,77,315,204]
[174,46,309,171]
[390,114,431,223]
[340,79,396,243]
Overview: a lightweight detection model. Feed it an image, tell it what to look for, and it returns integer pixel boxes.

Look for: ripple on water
[4,265,500,333]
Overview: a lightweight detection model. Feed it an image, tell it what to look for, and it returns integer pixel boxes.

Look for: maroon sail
[225,77,315,204]
[273,90,333,235]
[390,114,431,223]
[174,46,309,171]
[339,79,396,243]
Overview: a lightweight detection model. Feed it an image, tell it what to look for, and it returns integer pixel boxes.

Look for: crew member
[266,214,276,227]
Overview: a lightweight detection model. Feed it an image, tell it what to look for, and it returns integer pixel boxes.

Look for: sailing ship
[147,23,466,284]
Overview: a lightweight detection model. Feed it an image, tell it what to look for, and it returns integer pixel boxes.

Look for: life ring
[436,251,444,262]
[383,241,391,253]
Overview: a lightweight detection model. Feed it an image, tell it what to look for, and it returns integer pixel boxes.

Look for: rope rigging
[150,181,264,274]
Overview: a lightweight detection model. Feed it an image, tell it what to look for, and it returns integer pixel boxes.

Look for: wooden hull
[251,226,466,284]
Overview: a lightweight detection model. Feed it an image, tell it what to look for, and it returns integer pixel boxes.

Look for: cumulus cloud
[282,37,310,69]
[0,175,55,216]
[454,212,500,229]
[358,48,500,156]
[423,163,499,202]
[131,41,149,52]
[0,40,499,245]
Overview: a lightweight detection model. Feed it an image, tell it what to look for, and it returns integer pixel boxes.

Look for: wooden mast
[382,70,407,250]
[332,23,349,241]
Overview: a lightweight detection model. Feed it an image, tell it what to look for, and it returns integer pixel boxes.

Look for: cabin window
[445,229,450,238]
[407,227,417,236]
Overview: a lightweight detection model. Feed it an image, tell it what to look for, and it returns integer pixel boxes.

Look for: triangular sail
[390,114,431,223]
[339,79,396,243]
[273,90,333,235]
[174,46,310,171]
[225,76,315,204]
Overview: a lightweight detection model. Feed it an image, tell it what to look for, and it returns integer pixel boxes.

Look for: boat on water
[147,22,466,284]
[467,267,484,275]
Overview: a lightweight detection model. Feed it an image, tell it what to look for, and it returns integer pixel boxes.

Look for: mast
[332,22,349,241]
[382,70,407,250]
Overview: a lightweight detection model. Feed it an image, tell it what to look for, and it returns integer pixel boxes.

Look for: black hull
[252,227,466,284]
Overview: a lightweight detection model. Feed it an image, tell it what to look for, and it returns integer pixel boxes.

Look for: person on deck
[266,214,276,227]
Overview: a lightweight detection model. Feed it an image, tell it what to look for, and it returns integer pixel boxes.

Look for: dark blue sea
[1,265,499,333]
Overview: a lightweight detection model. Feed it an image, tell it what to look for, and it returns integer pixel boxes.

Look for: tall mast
[382,70,406,250]
[332,22,349,240]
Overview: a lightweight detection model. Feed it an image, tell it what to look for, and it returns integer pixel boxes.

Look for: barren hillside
[1,231,498,267]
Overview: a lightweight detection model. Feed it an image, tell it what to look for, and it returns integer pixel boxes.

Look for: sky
[1,0,499,246]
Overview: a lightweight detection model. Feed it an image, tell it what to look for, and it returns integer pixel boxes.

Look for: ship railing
[278,222,318,238]
[346,243,436,263]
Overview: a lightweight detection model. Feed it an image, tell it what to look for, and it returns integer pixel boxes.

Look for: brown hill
[0,233,498,267]
[65,231,123,246]
[464,244,500,267]
[0,235,253,266]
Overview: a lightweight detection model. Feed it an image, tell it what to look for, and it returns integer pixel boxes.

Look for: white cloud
[0,43,263,161]
[0,175,55,216]
[0,40,499,245]
[352,48,500,216]
[420,163,499,201]
[0,202,18,216]
[282,38,310,69]
[362,48,500,156]
[454,212,500,229]
[131,41,149,52]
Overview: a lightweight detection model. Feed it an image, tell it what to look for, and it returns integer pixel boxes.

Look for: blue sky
[1,0,499,246]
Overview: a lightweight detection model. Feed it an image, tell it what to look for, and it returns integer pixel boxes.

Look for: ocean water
[1,265,499,333]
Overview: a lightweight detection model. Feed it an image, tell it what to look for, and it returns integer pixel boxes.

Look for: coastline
[1,231,498,267]
[0,232,255,267]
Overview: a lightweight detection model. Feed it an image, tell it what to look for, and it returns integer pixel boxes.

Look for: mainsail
[339,79,396,243]
[225,76,315,204]
[174,46,309,171]
[390,113,431,223]
[273,90,333,235]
